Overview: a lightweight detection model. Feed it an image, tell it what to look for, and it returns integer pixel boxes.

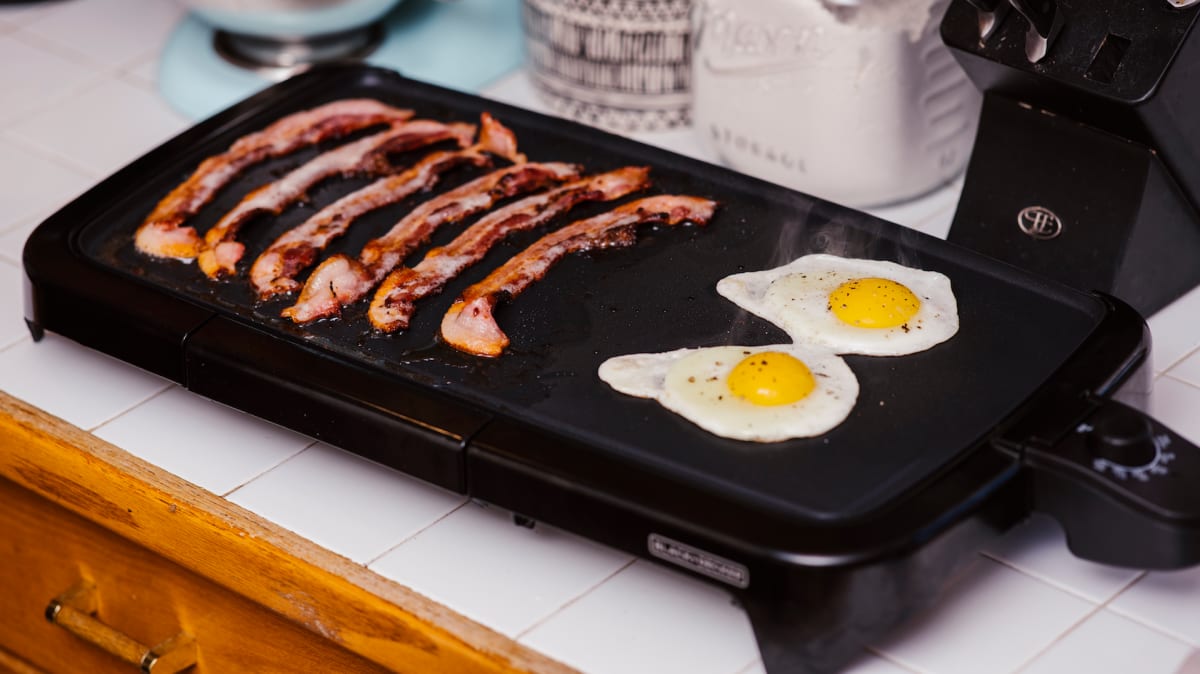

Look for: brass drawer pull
[44,580,197,673]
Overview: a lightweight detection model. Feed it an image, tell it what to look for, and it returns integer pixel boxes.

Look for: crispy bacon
[249,149,489,299]
[196,119,476,278]
[281,162,583,324]
[368,166,652,333]
[134,99,413,261]
[250,113,522,299]
[440,195,718,357]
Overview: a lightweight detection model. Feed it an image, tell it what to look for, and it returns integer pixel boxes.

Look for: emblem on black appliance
[1017,205,1063,240]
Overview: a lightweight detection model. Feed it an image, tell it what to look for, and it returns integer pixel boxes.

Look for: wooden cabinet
[0,475,390,673]
[0,392,573,674]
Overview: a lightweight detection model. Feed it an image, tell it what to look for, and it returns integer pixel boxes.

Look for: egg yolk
[829,277,920,328]
[727,351,816,406]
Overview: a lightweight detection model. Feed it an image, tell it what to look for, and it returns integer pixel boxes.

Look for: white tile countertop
[2,2,1200,673]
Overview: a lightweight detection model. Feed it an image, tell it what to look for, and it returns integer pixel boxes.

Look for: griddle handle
[964,0,1011,42]
[1007,0,1057,39]
[1007,0,1064,62]
[1023,399,1200,569]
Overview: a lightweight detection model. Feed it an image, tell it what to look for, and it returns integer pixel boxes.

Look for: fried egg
[598,344,858,442]
[716,254,958,356]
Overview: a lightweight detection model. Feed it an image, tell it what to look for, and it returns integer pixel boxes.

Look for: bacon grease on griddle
[134,99,414,261]
[282,161,584,324]
[440,195,719,357]
[368,166,653,333]
[250,113,524,300]
[196,119,477,279]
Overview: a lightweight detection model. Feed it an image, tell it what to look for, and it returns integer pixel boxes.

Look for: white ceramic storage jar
[691,0,980,208]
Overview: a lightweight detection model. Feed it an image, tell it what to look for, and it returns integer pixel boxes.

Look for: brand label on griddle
[647,534,749,589]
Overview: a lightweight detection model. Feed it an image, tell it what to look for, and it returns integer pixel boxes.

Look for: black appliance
[22,66,1200,674]
[942,0,1200,317]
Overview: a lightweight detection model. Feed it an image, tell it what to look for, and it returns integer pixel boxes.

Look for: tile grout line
[0,335,32,354]
[0,10,50,29]
[0,5,51,22]
[1162,370,1200,392]
[1008,602,1105,674]
[362,499,472,568]
[220,438,321,498]
[512,557,638,642]
[977,548,1148,606]
[1103,607,1200,651]
[731,656,760,674]
[870,553,1108,674]
[113,54,162,94]
[86,382,176,433]
[6,27,116,78]
[7,25,158,77]
[865,647,930,674]
[0,133,98,235]
[1157,342,1200,379]
[1013,569,1198,673]
[1103,574,1200,649]
[4,7,178,96]
[0,131,100,181]
[2,111,110,180]
[1011,561,1196,672]
[1009,559,1148,672]
[0,213,41,241]
[1156,338,1195,369]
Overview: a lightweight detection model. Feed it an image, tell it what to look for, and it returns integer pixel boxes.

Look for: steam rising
[719,198,930,347]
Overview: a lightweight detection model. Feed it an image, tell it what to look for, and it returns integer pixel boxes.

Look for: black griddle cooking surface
[34,64,1194,674]
[51,65,1108,524]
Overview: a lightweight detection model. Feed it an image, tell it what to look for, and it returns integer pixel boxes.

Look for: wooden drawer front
[0,476,390,674]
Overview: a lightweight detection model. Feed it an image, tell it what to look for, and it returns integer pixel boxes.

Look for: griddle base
[740,487,1025,674]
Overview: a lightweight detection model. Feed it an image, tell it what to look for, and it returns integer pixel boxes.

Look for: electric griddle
[22,65,1200,674]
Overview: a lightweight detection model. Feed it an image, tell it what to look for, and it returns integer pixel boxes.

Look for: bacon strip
[282,162,583,324]
[196,119,477,278]
[368,166,652,333]
[135,99,413,261]
[440,195,718,357]
[250,113,523,299]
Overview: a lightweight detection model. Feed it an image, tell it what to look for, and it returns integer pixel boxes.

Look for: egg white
[598,344,858,443]
[716,254,959,356]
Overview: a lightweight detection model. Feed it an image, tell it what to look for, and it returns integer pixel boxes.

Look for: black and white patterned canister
[522,0,692,132]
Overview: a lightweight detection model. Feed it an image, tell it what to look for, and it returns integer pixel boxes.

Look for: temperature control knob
[1087,406,1157,466]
